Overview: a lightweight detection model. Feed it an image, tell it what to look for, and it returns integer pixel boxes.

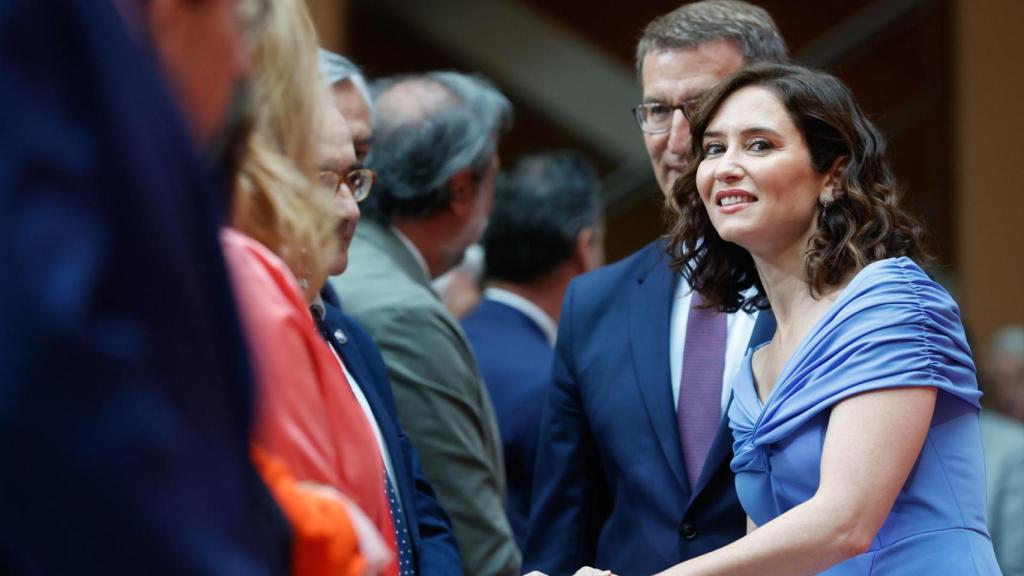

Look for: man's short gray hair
[317,49,373,112]
[363,71,513,222]
[635,0,788,77]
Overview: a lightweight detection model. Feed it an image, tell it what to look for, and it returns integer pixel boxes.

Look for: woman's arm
[656,386,937,576]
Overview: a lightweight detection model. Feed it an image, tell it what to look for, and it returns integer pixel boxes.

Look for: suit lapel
[319,301,416,519]
[628,244,688,495]
[360,221,434,293]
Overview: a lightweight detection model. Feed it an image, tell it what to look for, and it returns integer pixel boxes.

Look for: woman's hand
[572,567,613,576]
[298,482,393,576]
[522,568,613,576]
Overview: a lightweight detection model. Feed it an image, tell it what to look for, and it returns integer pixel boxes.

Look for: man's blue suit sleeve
[401,432,464,576]
[523,280,611,574]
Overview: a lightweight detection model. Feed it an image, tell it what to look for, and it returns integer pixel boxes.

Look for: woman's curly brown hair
[665,63,930,313]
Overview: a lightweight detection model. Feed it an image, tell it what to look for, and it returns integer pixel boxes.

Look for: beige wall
[956,0,1024,366]
[305,0,347,53]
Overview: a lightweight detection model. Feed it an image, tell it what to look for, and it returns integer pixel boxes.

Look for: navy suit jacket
[0,0,289,573]
[461,297,554,550]
[319,287,463,576]
[524,242,775,575]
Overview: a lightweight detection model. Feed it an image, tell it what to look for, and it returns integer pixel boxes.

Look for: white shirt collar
[391,226,431,280]
[483,287,558,347]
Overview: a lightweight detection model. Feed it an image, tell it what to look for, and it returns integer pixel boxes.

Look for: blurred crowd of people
[1,0,1020,575]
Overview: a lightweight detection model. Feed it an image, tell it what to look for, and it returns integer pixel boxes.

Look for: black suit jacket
[318,287,463,576]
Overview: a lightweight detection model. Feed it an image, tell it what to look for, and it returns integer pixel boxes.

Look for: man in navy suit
[0,0,290,573]
[311,93,462,576]
[461,152,605,550]
[524,2,788,574]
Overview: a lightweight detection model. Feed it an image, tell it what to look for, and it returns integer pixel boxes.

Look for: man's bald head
[363,71,512,222]
[375,77,461,128]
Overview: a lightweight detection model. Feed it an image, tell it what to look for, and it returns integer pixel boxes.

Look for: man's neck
[394,219,459,280]
[390,221,440,279]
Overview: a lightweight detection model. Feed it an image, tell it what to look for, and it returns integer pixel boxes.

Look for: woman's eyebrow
[702,127,783,139]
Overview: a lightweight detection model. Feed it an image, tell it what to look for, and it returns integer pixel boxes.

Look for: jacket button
[681,522,697,540]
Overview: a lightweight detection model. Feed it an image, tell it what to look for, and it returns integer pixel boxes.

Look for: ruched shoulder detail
[730,257,980,475]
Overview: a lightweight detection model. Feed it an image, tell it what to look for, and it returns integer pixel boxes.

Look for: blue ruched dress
[728,257,1002,574]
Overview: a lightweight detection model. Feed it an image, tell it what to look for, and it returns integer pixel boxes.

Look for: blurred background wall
[306,0,1022,369]
[956,0,1024,370]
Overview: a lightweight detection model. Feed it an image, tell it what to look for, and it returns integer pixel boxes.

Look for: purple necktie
[677,291,727,491]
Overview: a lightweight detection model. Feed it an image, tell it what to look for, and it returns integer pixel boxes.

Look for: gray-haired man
[319,49,373,161]
[525,2,787,574]
[331,71,519,576]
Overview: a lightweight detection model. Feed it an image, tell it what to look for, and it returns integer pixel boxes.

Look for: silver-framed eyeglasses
[318,168,376,202]
[632,97,703,134]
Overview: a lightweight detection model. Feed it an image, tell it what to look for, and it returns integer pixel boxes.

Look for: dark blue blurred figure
[461,151,605,549]
[0,0,289,573]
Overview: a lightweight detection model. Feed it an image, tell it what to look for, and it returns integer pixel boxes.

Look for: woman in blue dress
[648,63,1001,575]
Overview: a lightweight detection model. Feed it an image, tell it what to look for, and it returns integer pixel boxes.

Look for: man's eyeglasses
[319,168,376,202]
[632,97,703,134]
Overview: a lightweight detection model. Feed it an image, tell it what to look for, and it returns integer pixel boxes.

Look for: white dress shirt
[311,297,398,488]
[482,287,558,347]
[669,278,759,413]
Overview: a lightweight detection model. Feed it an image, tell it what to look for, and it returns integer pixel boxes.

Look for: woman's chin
[714,226,754,250]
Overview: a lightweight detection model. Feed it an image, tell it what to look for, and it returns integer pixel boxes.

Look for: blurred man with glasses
[525,2,787,575]
[311,100,463,576]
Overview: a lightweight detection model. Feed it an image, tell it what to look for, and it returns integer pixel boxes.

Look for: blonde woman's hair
[232,0,338,300]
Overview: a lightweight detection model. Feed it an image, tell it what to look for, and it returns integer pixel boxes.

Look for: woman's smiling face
[696,85,834,260]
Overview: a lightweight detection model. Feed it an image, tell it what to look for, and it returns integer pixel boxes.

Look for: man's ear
[447,168,476,217]
[573,225,604,273]
[571,228,593,273]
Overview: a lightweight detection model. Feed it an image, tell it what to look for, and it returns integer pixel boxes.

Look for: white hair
[317,49,373,115]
